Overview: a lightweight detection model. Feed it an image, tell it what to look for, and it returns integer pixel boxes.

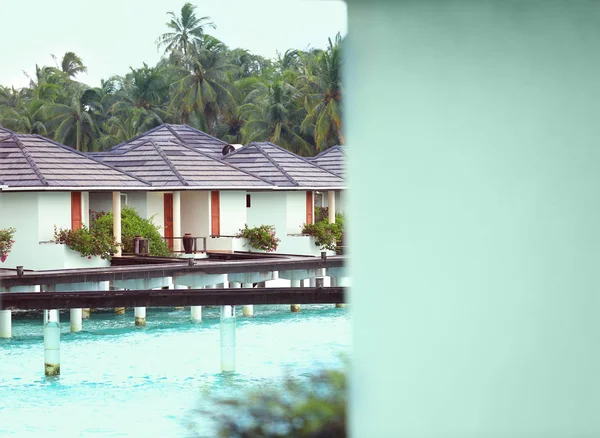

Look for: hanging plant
[236,224,280,252]
[0,227,16,263]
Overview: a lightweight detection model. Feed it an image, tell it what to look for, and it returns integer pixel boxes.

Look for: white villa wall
[181,191,210,237]
[336,191,346,214]
[89,192,113,215]
[247,192,286,232]
[219,191,246,236]
[0,192,108,270]
[82,192,90,227]
[126,191,148,218]
[147,192,165,237]
[286,191,308,234]
[37,192,71,241]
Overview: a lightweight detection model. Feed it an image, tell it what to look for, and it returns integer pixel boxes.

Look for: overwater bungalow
[0,124,347,270]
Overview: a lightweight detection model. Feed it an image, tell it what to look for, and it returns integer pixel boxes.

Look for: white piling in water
[242,282,254,316]
[70,308,82,332]
[44,310,60,376]
[220,304,236,373]
[0,310,11,339]
[290,279,301,312]
[191,305,203,323]
[82,308,91,319]
[134,307,146,326]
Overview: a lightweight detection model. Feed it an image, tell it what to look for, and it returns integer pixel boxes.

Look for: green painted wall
[348,1,600,436]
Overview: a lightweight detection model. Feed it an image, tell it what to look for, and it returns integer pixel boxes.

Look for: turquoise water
[0,305,350,437]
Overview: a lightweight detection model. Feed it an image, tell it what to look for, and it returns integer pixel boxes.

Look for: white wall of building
[181,191,210,237]
[126,191,148,218]
[89,192,113,215]
[286,191,308,234]
[246,191,286,232]
[219,191,247,236]
[147,192,165,237]
[0,191,109,270]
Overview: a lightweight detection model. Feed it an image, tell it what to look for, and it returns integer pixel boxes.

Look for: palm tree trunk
[76,120,81,151]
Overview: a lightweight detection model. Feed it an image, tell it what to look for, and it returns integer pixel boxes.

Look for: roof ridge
[109,123,169,151]
[252,143,299,187]
[165,124,189,145]
[35,135,152,186]
[254,141,344,180]
[311,145,344,159]
[13,135,49,186]
[167,139,274,186]
[181,124,228,145]
[150,141,189,186]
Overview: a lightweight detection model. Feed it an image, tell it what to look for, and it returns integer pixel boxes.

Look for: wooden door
[306,191,313,224]
[164,193,174,249]
[71,192,82,230]
[211,191,220,236]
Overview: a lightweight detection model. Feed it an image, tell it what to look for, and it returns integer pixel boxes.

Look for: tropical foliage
[191,365,347,437]
[302,209,345,252]
[0,227,16,263]
[0,3,343,155]
[92,206,172,257]
[53,225,118,260]
[236,224,280,252]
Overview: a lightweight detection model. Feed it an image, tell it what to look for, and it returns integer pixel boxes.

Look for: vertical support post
[328,191,336,223]
[220,280,235,372]
[0,310,11,339]
[82,308,91,319]
[173,191,182,253]
[174,284,186,309]
[70,308,82,332]
[290,279,301,312]
[333,276,347,308]
[242,282,254,316]
[112,191,122,257]
[134,306,146,326]
[44,310,60,376]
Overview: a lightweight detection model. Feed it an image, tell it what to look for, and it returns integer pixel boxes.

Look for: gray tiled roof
[309,145,346,177]
[109,124,227,158]
[93,138,273,188]
[0,132,150,188]
[222,142,345,188]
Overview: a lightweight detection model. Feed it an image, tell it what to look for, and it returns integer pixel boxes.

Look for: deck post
[44,310,60,376]
[173,191,182,253]
[82,308,90,319]
[0,310,11,339]
[70,308,82,332]
[112,191,122,257]
[290,279,301,312]
[334,276,348,308]
[220,305,236,373]
[242,283,254,316]
[134,306,146,326]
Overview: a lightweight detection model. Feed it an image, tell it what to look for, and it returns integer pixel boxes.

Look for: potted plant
[0,227,16,263]
[236,224,280,252]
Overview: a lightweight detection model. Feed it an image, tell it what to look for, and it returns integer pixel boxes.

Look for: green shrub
[54,225,118,260]
[302,213,345,252]
[236,224,280,252]
[193,365,347,437]
[92,206,172,257]
[0,227,16,263]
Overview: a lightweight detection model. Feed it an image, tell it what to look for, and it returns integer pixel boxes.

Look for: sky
[0,0,347,89]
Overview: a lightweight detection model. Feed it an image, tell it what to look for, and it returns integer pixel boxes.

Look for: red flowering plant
[236,224,280,252]
[0,227,16,263]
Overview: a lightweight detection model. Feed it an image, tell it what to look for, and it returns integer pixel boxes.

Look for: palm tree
[170,46,237,134]
[53,52,87,78]
[300,34,344,152]
[39,89,100,151]
[0,100,47,135]
[156,2,215,56]
[240,80,312,155]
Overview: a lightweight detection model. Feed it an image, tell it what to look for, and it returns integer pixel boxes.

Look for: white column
[290,279,301,312]
[70,308,82,332]
[0,310,11,339]
[191,304,203,323]
[134,307,146,326]
[112,191,122,256]
[82,308,91,319]
[328,191,336,223]
[44,310,60,376]
[173,191,182,253]
[220,279,236,372]
[242,283,254,316]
